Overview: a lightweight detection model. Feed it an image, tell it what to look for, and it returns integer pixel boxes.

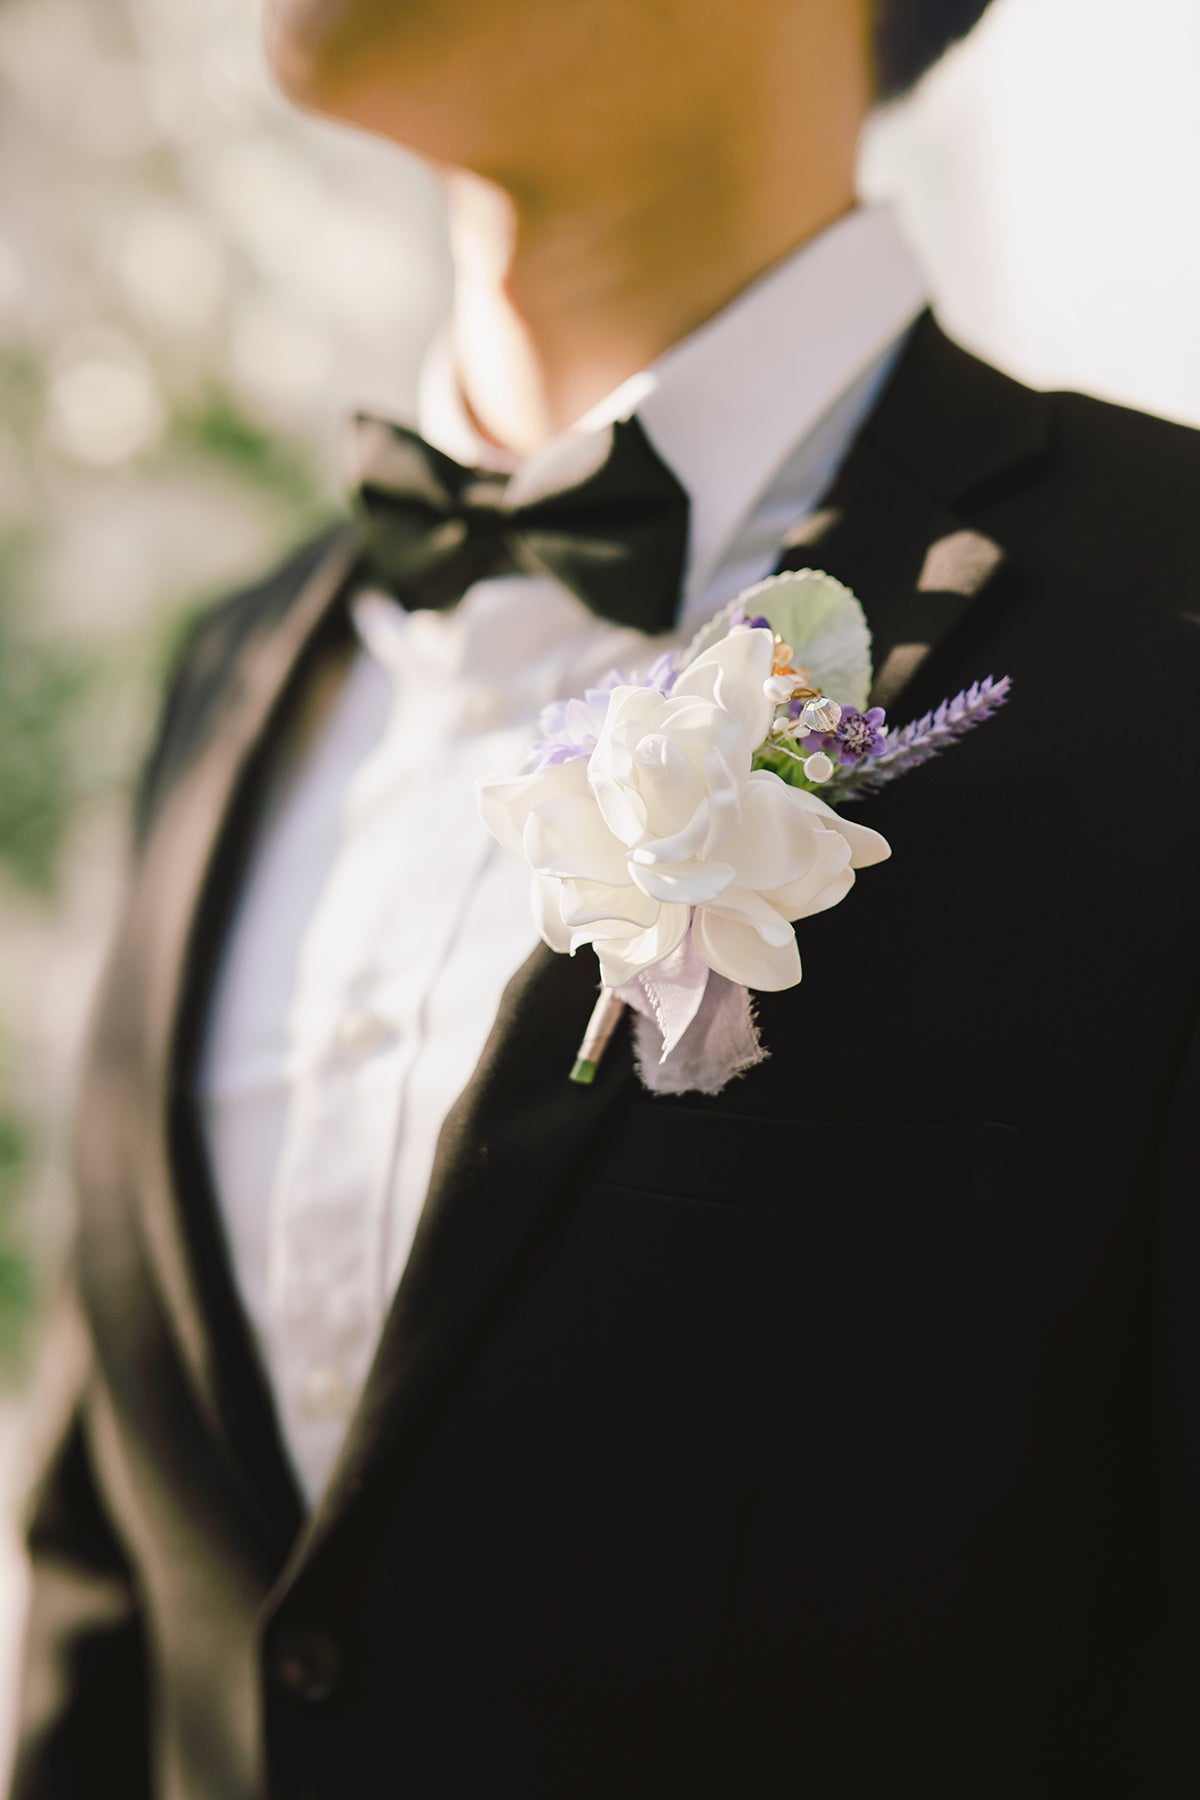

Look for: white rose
[477,628,890,992]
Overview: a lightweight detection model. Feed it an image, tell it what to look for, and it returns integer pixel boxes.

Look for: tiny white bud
[804,752,834,783]
[787,721,811,739]
[769,716,789,737]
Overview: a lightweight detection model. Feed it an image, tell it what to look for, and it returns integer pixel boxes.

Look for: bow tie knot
[348,410,691,634]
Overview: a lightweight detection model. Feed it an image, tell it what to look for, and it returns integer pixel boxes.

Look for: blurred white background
[1,0,1198,1778]
[862,0,1200,426]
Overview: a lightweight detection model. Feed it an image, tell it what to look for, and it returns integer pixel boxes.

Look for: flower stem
[569,988,626,1085]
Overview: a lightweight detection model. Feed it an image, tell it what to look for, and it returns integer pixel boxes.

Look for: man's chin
[264,0,368,108]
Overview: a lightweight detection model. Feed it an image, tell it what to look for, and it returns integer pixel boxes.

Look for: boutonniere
[477,571,1010,1096]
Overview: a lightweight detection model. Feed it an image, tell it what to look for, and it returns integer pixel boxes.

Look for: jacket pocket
[581,1106,1020,1217]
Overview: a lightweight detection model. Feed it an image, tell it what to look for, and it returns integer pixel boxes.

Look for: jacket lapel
[283,315,1051,1580]
[107,525,365,1559]
[775,444,1007,709]
[773,312,1048,708]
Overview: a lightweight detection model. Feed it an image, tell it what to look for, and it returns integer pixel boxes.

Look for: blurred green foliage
[0,1107,34,1382]
[0,592,95,895]
[173,387,330,520]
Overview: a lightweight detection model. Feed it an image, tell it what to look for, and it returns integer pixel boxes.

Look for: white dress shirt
[196,204,927,1509]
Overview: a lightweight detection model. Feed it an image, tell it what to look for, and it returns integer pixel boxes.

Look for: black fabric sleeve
[7,1291,151,1800]
[1140,1002,1200,1790]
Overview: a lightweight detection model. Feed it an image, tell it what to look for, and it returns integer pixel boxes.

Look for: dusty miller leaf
[732,569,873,709]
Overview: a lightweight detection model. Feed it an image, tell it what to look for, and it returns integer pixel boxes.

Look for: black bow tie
[348,411,691,635]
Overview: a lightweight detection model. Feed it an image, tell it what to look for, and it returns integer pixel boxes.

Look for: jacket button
[267,1626,345,1702]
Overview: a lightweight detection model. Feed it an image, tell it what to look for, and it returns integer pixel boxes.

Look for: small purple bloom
[730,604,773,632]
[838,705,889,765]
[805,705,889,766]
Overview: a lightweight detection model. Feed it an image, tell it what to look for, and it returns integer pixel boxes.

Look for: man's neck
[444,81,866,454]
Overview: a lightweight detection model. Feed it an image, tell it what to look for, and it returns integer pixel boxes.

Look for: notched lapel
[774,312,1049,716]
[776,444,1008,712]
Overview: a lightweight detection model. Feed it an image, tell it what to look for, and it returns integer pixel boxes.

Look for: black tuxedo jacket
[11,315,1200,1800]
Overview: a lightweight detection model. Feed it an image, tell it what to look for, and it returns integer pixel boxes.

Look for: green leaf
[735,569,873,709]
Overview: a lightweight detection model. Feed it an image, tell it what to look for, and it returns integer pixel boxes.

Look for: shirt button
[299,1365,357,1419]
[267,1625,345,1702]
[334,1007,392,1058]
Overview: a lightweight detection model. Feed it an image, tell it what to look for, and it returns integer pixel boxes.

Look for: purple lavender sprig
[830,675,1012,799]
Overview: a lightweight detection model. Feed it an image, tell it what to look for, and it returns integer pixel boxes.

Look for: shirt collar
[418,202,927,613]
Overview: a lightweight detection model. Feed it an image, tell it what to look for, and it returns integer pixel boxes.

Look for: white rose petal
[670,627,775,750]
[692,897,803,991]
[821,806,892,870]
[477,756,591,862]
[532,873,574,952]
[586,905,691,989]
[558,877,659,930]
[718,772,838,894]
[523,795,629,885]
[628,856,735,906]
[764,827,856,921]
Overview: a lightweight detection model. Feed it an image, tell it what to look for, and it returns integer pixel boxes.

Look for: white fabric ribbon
[615,931,767,1096]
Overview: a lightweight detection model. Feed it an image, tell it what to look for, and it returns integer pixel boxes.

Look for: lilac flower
[528,697,604,768]
[645,651,680,695]
[803,705,889,767]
